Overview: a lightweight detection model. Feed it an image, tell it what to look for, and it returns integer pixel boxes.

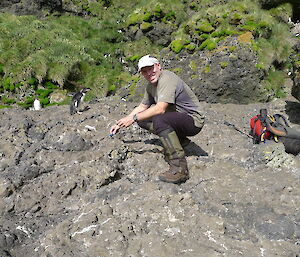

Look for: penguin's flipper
[70,104,76,115]
[70,100,78,115]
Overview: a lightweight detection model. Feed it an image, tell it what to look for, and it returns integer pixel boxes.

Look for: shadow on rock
[144,138,161,146]
[122,139,143,144]
[184,142,208,157]
[144,138,208,157]
[130,148,162,155]
[285,100,300,124]
[280,137,300,156]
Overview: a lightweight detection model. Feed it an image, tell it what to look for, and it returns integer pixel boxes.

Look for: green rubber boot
[158,129,189,184]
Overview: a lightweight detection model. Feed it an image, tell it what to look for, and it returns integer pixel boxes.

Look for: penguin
[33,99,41,111]
[70,87,91,115]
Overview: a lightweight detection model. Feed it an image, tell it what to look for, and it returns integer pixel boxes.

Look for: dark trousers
[137,112,202,138]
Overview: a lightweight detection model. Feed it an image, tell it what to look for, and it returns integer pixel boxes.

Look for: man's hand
[109,115,135,135]
[116,115,135,128]
[110,124,121,135]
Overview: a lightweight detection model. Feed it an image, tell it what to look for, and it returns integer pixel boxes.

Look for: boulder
[125,37,266,104]
[0,0,62,16]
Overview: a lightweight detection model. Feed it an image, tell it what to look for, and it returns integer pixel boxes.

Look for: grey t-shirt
[141,70,205,128]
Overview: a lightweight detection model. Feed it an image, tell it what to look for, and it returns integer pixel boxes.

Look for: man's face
[140,63,161,84]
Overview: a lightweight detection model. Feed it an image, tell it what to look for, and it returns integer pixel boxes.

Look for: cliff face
[0,96,299,257]
[0,0,62,16]
[162,38,266,104]
[122,40,266,104]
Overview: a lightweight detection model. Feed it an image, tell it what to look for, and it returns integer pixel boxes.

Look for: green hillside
[0,0,298,108]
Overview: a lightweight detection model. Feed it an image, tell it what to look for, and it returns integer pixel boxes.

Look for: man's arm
[129,103,149,116]
[109,103,149,134]
[110,102,169,135]
[134,102,168,121]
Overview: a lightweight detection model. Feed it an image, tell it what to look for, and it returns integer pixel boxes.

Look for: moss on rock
[126,12,144,26]
[185,43,197,53]
[140,22,153,32]
[169,39,185,53]
[219,61,228,68]
[197,21,215,33]
[199,38,217,50]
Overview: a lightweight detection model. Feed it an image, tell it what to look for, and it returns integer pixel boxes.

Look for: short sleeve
[141,87,154,106]
[156,73,177,104]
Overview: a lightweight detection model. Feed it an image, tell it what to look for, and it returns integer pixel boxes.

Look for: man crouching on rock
[110,55,205,184]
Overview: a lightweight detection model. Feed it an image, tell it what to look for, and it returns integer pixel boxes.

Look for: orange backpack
[250,109,289,144]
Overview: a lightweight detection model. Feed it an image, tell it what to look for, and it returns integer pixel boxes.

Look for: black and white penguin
[70,87,91,115]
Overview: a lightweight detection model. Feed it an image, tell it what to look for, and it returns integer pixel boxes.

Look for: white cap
[138,55,159,71]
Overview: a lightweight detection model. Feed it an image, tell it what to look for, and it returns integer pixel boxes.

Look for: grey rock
[0,97,299,257]
[255,215,295,240]
[0,0,62,16]
[143,22,175,46]
[0,249,11,257]
[52,132,93,152]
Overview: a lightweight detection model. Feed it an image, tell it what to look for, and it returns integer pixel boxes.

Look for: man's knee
[152,114,171,135]
[137,120,155,133]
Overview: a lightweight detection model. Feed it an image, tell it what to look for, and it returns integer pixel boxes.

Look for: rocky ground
[0,95,300,257]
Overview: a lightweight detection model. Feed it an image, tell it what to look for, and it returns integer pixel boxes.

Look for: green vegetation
[0,8,126,107]
[124,1,186,27]
[202,66,211,74]
[169,39,187,53]
[0,0,296,108]
[171,67,183,74]
[263,69,287,98]
[0,105,13,109]
[1,96,16,105]
[219,62,229,69]
[199,39,217,50]
[189,61,197,72]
